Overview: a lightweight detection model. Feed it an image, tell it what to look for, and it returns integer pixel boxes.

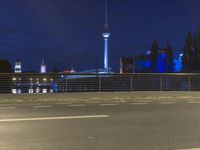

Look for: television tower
[102,0,110,71]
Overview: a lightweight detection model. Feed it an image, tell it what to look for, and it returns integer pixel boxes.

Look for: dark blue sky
[0,0,200,72]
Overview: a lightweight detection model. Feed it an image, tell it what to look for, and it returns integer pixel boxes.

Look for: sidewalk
[0,91,200,104]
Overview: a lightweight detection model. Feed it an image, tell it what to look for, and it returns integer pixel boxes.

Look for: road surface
[0,99,200,150]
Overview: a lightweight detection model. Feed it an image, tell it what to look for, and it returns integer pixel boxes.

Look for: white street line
[26,103,43,106]
[56,102,71,105]
[187,101,200,104]
[177,148,200,150]
[0,115,109,122]
[100,104,118,106]
[0,104,14,107]
[160,102,176,105]
[33,105,52,108]
[110,101,121,103]
[131,103,147,105]
[68,104,86,107]
[0,107,16,110]
[85,101,101,104]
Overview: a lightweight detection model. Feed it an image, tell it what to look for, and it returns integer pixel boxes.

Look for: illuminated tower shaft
[103,0,110,71]
[103,33,110,70]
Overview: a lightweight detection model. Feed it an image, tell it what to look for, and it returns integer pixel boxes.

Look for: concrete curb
[0,91,200,104]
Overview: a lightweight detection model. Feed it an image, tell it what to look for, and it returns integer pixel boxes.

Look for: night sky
[1,0,200,72]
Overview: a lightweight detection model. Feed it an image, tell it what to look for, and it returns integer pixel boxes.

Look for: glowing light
[17,89,21,94]
[146,50,151,55]
[70,69,76,73]
[36,87,40,93]
[174,58,182,72]
[12,89,17,94]
[42,89,47,93]
[29,89,34,93]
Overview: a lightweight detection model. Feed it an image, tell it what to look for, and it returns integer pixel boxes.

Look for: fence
[0,73,200,93]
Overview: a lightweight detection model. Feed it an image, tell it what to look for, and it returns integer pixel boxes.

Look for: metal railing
[0,73,200,93]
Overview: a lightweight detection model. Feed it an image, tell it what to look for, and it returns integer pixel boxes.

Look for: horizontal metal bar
[1,73,200,76]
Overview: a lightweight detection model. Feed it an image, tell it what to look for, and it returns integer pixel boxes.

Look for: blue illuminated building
[157,51,167,73]
[134,50,182,73]
[134,54,151,73]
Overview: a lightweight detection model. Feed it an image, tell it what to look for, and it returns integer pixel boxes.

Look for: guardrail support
[65,78,68,92]
[188,76,191,91]
[99,77,102,92]
[160,76,163,91]
[130,75,133,91]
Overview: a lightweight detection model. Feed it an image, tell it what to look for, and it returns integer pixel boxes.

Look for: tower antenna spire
[102,0,110,71]
[104,0,109,32]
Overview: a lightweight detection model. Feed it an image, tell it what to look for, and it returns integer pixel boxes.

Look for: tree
[182,32,193,72]
[194,30,200,71]
[166,40,174,72]
[52,64,59,73]
[150,40,159,72]
[0,59,12,93]
[0,59,12,73]
[182,46,188,72]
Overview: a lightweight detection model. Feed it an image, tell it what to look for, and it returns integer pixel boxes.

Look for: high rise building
[102,0,110,71]
[14,60,22,73]
[120,57,135,73]
[40,59,46,73]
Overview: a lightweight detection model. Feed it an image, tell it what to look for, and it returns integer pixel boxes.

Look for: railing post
[160,75,163,91]
[188,75,191,91]
[130,75,133,91]
[99,76,101,92]
[65,78,68,93]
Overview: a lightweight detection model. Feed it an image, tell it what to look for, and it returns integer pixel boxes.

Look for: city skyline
[0,0,200,71]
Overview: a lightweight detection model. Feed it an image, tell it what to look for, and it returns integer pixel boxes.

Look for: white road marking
[100,104,118,106]
[85,101,101,104]
[0,107,16,110]
[56,102,72,105]
[33,105,52,108]
[0,115,109,122]
[87,136,94,139]
[110,101,121,103]
[160,102,176,105]
[131,103,147,105]
[0,104,14,107]
[26,103,43,106]
[68,104,86,107]
[177,148,200,150]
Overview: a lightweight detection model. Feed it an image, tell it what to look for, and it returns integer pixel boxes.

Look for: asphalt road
[0,100,200,150]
